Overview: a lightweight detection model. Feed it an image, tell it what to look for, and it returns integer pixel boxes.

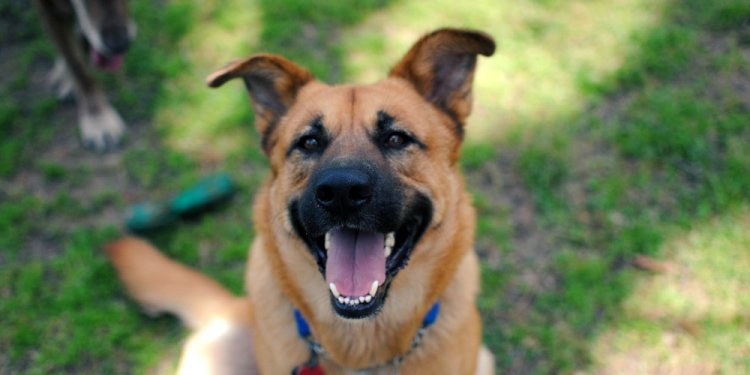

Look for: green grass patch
[37,161,69,182]
[707,0,750,31]
[460,142,497,170]
[0,196,43,254]
[0,228,154,374]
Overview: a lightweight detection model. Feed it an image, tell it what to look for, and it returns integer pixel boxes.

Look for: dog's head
[70,0,136,71]
[208,29,494,319]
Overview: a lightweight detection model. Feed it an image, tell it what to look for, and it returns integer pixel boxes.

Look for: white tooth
[370,280,379,296]
[385,246,392,258]
[343,297,350,304]
[359,296,366,303]
[365,295,372,303]
[353,299,359,305]
[329,283,340,298]
[338,296,345,304]
[325,231,331,250]
[386,232,395,248]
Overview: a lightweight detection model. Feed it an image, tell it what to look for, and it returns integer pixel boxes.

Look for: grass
[1,0,750,373]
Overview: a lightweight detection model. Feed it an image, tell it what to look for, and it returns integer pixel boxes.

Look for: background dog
[35,0,136,151]
[107,28,495,374]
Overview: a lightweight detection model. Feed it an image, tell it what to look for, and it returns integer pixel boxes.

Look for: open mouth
[291,197,432,319]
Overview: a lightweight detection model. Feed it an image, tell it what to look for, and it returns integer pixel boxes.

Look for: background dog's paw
[46,59,74,100]
[79,105,126,151]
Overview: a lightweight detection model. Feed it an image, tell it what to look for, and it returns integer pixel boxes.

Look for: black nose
[101,25,131,54]
[314,167,373,214]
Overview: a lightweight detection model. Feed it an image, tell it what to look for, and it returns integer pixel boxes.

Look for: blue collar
[292,302,441,371]
[294,302,440,338]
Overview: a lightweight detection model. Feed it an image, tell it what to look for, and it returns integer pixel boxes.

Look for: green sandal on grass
[126,173,236,232]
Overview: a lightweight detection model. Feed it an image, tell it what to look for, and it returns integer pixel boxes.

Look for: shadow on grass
[469,0,750,373]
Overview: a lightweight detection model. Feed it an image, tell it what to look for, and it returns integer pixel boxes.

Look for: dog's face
[70,0,136,70]
[208,29,494,319]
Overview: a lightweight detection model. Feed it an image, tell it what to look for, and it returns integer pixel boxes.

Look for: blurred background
[1,0,749,373]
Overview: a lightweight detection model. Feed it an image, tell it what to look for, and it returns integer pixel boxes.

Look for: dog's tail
[105,236,251,330]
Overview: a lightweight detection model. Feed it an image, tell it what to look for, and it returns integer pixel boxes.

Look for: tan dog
[107,28,495,374]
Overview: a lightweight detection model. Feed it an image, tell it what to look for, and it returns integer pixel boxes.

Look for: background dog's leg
[47,58,74,99]
[106,237,260,374]
[35,0,125,151]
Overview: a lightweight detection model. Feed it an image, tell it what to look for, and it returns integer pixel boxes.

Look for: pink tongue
[91,50,124,71]
[325,228,386,297]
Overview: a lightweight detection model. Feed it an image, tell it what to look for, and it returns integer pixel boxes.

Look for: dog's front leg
[176,316,260,375]
[475,346,495,375]
[35,0,125,151]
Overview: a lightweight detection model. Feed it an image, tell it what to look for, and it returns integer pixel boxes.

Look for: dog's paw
[46,59,74,100]
[79,104,126,151]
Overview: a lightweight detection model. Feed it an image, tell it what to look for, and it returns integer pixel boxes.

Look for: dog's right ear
[206,54,313,153]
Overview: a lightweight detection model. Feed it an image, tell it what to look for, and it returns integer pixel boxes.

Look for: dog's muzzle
[289,161,432,319]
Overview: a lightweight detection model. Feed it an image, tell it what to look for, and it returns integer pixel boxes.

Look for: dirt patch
[467,148,559,307]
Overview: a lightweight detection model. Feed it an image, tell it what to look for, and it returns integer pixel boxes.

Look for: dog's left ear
[390,28,495,131]
[206,54,313,152]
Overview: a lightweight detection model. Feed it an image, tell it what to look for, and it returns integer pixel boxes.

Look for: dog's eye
[298,135,322,152]
[383,132,411,149]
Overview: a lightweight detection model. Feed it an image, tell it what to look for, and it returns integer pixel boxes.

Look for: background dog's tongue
[326,228,385,297]
[91,50,124,71]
